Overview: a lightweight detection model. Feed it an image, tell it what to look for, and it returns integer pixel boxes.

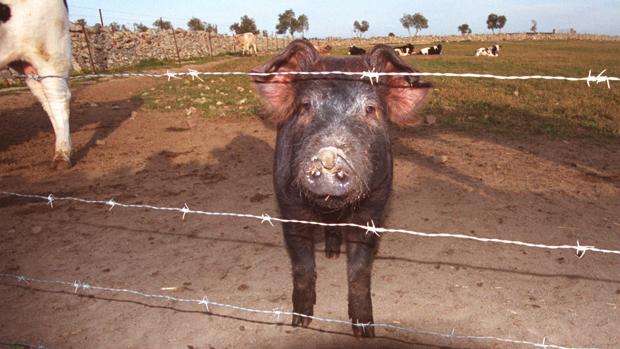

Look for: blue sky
[68,0,620,37]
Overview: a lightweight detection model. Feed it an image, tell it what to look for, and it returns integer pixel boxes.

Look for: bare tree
[530,19,537,33]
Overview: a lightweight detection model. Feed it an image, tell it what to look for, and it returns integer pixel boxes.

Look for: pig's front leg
[283,222,317,328]
[346,226,380,337]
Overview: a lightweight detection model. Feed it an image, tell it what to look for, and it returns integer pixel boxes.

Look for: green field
[140,40,620,138]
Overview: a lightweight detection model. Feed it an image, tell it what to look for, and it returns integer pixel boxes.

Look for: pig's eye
[365,105,376,115]
[300,101,311,112]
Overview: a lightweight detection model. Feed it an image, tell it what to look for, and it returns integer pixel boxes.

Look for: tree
[108,22,120,32]
[276,9,309,37]
[153,18,172,30]
[230,15,259,35]
[530,20,537,33]
[262,29,269,37]
[400,14,414,37]
[133,22,148,32]
[486,13,498,34]
[205,23,218,34]
[297,14,309,37]
[458,23,472,35]
[75,18,87,27]
[400,13,428,37]
[353,20,370,38]
[187,17,206,31]
[388,32,395,37]
[411,13,428,36]
[497,15,507,33]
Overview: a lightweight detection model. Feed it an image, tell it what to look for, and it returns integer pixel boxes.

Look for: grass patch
[132,40,620,139]
[403,40,620,138]
[140,55,267,119]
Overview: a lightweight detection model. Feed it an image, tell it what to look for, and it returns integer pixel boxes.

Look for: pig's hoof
[292,314,312,328]
[352,322,375,337]
[52,154,72,169]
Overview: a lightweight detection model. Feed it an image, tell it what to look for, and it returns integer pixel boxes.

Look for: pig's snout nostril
[318,147,338,170]
[335,170,347,181]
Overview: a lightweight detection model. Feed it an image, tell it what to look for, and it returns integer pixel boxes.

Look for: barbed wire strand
[0,273,600,349]
[10,68,618,88]
[1,191,618,258]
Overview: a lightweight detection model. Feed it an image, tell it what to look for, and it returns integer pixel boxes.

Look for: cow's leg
[325,227,342,258]
[283,222,317,328]
[39,71,72,168]
[346,228,379,337]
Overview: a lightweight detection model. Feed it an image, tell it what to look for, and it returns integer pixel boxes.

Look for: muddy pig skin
[253,40,430,337]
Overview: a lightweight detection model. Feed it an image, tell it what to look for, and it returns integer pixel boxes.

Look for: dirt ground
[1,65,619,349]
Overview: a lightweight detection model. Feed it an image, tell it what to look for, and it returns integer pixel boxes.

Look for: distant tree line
[75,10,518,37]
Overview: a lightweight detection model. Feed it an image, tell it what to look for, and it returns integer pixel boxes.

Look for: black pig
[252,40,430,337]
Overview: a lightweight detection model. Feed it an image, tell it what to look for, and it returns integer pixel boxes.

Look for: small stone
[185,106,197,116]
[88,102,99,108]
[96,139,106,145]
[238,98,247,105]
[513,89,519,97]
[31,226,43,234]
[432,155,448,164]
[424,114,437,125]
[216,101,223,106]
[130,111,139,119]
[111,105,121,110]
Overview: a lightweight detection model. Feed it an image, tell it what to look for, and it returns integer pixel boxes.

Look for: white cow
[0,0,72,168]
[234,32,257,56]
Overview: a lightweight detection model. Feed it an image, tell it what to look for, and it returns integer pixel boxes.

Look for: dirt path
[1,68,619,349]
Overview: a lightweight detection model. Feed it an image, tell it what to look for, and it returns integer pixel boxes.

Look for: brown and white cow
[234,32,257,56]
[0,0,72,168]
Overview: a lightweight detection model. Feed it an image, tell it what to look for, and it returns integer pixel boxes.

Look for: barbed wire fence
[1,190,618,349]
[0,273,599,349]
[2,59,619,348]
[8,68,619,88]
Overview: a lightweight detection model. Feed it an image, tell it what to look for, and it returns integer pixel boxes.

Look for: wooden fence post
[81,24,97,73]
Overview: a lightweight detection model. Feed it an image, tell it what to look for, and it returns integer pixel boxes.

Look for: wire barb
[199,296,210,312]
[181,203,191,220]
[260,213,274,226]
[106,199,117,211]
[586,69,611,89]
[361,68,381,85]
[46,194,55,208]
[187,69,204,82]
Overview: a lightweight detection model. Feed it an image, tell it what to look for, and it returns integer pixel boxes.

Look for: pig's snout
[304,147,353,198]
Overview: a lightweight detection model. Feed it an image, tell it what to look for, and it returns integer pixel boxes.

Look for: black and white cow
[393,43,414,56]
[419,44,442,55]
[347,45,366,55]
[475,44,501,57]
[0,0,73,168]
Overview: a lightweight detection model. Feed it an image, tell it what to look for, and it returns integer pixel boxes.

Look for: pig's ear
[367,45,432,126]
[252,40,320,123]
